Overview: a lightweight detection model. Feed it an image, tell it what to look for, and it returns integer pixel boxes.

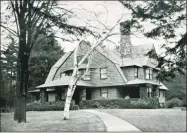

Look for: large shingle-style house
[28,22,168,106]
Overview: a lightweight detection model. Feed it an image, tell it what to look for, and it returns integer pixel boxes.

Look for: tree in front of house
[28,34,64,90]
[119,0,186,81]
[1,0,98,123]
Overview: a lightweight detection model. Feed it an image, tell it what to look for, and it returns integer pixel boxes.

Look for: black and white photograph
[0,0,186,132]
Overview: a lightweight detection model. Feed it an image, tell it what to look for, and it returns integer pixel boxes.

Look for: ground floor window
[159,90,165,97]
[100,88,108,98]
[147,87,152,97]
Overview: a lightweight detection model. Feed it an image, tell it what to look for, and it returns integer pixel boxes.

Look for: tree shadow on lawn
[1,111,106,132]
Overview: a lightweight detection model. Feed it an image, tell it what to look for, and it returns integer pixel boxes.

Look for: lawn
[1,111,106,132]
[99,108,186,132]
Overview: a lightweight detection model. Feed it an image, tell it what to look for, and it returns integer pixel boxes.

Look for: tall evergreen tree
[28,34,64,89]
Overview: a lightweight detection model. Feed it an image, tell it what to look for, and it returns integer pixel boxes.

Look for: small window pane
[100,68,107,79]
[101,88,108,98]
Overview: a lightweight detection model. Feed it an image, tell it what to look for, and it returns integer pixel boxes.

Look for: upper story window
[145,68,153,80]
[65,70,72,76]
[77,55,88,64]
[77,69,91,80]
[100,68,107,79]
[134,68,138,78]
[83,69,91,80]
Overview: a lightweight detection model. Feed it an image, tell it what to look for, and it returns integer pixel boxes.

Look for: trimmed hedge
[79,98,159,109]
[129,98,159,109]
[79,98,138,109]
[26,100,79,111]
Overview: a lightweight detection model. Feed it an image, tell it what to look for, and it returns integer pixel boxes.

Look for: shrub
[129,98,159,109]
[71,105,80,110]
[79,98,132,109]
[181,100,186,107]
[166,98,182,108]
[26,100,76,111]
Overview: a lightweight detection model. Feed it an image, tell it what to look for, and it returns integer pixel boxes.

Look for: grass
[99,108,186,132]
[1,111,106,132]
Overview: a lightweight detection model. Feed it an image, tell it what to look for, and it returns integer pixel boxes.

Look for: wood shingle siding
[53,41,126,86]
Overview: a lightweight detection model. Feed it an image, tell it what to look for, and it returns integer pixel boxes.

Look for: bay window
[145,68,153,80]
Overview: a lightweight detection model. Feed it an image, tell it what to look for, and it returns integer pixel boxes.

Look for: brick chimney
[118,21,132,58]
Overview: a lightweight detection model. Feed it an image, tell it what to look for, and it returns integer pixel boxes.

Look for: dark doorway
[72,88,80,104]
[129,87,140,98]
[86,88,91,100]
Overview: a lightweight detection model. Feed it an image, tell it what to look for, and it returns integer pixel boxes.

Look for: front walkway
[84,110,141,132]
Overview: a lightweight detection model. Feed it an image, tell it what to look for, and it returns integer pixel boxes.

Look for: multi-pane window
[134,68,138,78]
[100,68,107,79]
[145,68,153,80]
[77,55,88,64]
[147,87,152,97]
[100,88,108,98]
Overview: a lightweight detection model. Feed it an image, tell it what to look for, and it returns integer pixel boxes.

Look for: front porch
[28,83,163,104]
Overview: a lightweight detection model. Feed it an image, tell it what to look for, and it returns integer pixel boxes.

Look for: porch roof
[126,79,160,86]
[36,77,94,88]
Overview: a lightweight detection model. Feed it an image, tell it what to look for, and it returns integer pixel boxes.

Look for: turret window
[145,68,153,80]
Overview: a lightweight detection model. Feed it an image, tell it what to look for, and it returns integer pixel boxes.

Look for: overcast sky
[1,1,185,54]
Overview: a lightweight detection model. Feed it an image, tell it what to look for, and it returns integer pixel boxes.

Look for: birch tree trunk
[63,15,123,120]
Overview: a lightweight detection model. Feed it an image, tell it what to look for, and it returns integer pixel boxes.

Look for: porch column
[80,88,86,101]
[139,85,148,100]
[40,89,47,103]
[153,87,159,98]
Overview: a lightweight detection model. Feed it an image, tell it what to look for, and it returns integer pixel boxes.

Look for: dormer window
[134,68,138,78]
[145,68,153,80]
[65,70,72,76]
[100,68,107,79]
[77,55,88,64]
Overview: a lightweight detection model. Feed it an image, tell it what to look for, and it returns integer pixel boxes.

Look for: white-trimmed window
[100,88,108,98]
[134,68,138,78]
[147,87,152,97]
[145,68,153,80]
[100,68,107,79]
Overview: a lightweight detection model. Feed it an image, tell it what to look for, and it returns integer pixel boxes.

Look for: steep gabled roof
[103,44,158,68]
[44,51,73,83]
